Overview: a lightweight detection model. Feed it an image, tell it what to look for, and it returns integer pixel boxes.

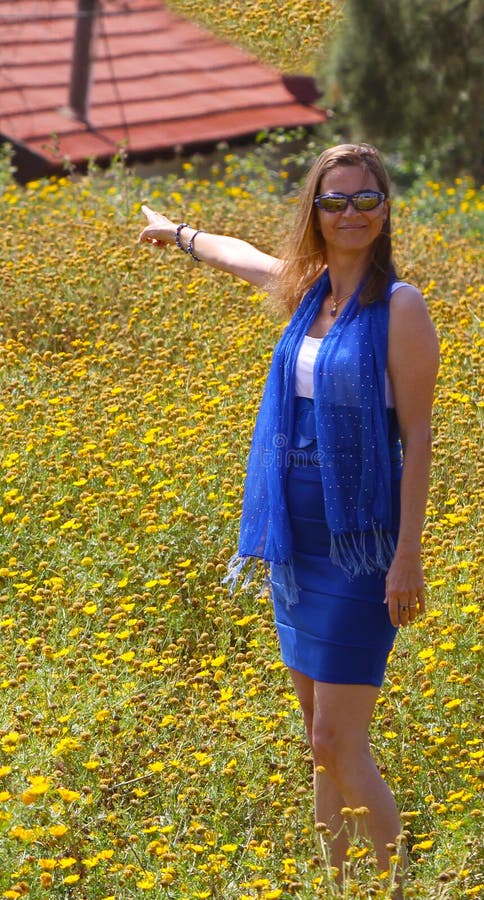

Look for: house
[0,0,326,182]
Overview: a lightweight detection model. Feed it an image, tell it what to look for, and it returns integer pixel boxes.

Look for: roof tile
[0,0,325,178]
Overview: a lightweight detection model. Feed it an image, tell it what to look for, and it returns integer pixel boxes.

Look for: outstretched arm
[138,205,282,288]
[385,285,440,629]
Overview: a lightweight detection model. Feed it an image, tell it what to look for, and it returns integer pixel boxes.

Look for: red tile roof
[0,0,326,180]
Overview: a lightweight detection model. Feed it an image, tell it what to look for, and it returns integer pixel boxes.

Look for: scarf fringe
[223,553,257,594]
[225,532,395,607]
[268,561,300,609]
[223,554,300,610]
[329,528,396,580]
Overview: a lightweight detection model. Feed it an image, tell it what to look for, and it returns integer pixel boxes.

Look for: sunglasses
[314,190,386,212]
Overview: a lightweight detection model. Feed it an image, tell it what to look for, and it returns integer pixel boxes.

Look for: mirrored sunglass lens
[354,193,381,210]
[319,196,347,211]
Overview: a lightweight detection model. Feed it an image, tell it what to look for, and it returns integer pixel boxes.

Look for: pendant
[330,307,337,317]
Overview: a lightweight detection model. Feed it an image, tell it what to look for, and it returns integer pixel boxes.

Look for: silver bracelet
[188,230,204,262]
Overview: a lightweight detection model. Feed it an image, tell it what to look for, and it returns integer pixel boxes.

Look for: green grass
[0,143,482,899]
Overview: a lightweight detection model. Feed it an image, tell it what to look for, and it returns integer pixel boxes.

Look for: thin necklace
[329,290,353,317]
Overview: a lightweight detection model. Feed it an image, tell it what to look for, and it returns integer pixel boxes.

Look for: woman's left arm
[386,285,440,628]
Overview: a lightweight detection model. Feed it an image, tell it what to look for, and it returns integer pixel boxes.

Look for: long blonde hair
[271,143,395,317]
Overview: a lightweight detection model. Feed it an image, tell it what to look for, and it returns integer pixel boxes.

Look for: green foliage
[0,142,16,192]
[316,0,484,183]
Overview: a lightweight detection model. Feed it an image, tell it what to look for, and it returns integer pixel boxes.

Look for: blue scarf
[226,268,400,606]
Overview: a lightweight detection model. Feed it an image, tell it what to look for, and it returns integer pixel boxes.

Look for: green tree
[316,0,483,182]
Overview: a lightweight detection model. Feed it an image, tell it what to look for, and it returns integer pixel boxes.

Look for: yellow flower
[268,773,285,784]
[412,839,434,850]
[136,871,157,889]
[210,654,226,668]
[82,759,100,770]
[0,733,20,754]
[10,825,42,843]
[49,824,68,837]
[20,776,51,805]
[2,512,17,525]
[193,752,212,767]
[82,601,98,615]
[57,788,81,803]
[52,737,82,756]
[38,859,57,870]
[444,698,463,709]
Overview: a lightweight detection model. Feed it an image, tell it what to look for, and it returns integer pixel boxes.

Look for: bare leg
[314,766,350,871]
[288,669,407,897]
[288,668,349,872]
[312,681,407,896]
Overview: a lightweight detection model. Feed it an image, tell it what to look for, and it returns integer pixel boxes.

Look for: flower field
[0,140,482,899]
[164,0,339,73]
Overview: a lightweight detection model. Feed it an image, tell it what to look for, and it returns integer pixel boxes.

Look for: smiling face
[316,163,389,258]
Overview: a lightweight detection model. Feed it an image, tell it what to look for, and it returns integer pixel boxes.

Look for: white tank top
[294,282,409,406]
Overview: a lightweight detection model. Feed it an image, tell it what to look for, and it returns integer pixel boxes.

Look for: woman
[138,143,439,894]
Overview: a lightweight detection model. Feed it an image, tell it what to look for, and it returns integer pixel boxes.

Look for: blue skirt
[271,402,400,687]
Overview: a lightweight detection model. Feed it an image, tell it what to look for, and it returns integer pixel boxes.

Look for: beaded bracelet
[175,223,189,252]
[188,230,204,262]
